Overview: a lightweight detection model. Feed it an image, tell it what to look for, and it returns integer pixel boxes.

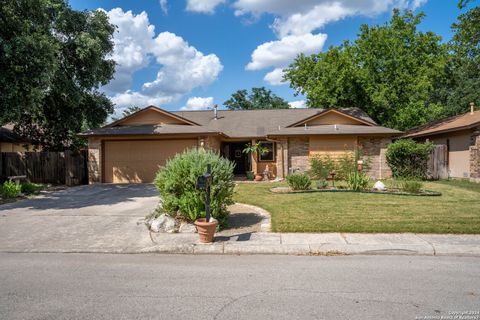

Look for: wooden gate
[0,150,87,186]
[426,145,448,180]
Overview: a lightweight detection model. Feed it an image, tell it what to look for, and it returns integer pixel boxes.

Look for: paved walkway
[1,184,479,256]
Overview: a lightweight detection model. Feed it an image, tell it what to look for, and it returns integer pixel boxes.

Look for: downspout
[266,136,285,179]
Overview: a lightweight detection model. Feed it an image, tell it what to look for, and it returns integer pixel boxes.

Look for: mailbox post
[196,164,212,222]
[194,164,217,243]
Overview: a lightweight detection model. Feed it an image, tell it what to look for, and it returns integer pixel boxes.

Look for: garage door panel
[104,139,197,183]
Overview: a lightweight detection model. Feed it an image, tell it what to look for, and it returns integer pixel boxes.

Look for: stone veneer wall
[470,132,480,182]
[288,137,310,174]
[87,137,102,184]
[358,137,392,180]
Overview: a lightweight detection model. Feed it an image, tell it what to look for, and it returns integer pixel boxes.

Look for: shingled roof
[0,125,29,143]
[404,110,480,138]
[81,106,401,138]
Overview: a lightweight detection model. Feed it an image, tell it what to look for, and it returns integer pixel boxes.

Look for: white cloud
[102,8,223,110]
[160,0,168,14]
[239,0,426,84]
[272,3,353,38]
[264,67,285,85]
[102,9,155,93]
[247,33,326,85]
[289,100,307,108]
[111,91,173,109]
[233,0,427,37]
[246,33,327,70]
[181,97,215,110]
[186,0,225,14]
[143,32,223,97]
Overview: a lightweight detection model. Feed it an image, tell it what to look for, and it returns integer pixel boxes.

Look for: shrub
[286,174,312,190]
[316,178,328,189]
[401,180,423,193]
[347,171,370,191]
[21,182,40,195]
[309,155,335,180]
[154,149,235,227]
[309,151,372,181]
[386,139,435,179]
[2,180,21,198]
[337,152,356,180]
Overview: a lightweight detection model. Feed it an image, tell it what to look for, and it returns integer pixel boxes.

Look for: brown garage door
[104,139,197,183]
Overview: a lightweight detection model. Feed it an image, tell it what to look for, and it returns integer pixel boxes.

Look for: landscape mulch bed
[270,186,442,196]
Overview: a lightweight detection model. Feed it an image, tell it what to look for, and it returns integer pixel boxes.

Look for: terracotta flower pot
[194,218,218,243]
[254,174,263,181]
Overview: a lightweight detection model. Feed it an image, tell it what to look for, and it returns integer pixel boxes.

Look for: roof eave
[403,122,480,138]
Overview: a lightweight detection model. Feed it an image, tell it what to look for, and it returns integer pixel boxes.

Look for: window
[259,142,275,162]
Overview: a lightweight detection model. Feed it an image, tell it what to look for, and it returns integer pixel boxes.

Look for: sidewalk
[140,232,480,256]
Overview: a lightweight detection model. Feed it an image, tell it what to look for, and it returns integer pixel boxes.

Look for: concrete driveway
[0,184,159,253]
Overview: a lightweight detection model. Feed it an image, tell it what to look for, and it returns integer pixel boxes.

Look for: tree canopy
[285,9,450,131]
[0,0,115,150]
[445,2,480,116]
[224,87,290,110]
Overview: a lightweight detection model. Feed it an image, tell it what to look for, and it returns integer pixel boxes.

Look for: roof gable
[404,110,480,138]
[107,106,199,127]
[287,109,375,127]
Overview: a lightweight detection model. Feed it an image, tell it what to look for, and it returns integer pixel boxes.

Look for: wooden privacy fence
[426,145,448,180]
[0,151,88,186]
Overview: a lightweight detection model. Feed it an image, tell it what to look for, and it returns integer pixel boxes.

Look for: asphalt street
[0,253,478,320]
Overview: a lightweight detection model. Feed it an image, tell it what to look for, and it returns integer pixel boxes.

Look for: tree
[284,9,449,130]
[111,106,142,122]
[0,0,115,150]
[224,87,289,110]
[445,1,480,115]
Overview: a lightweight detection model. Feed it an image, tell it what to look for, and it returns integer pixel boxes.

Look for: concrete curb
[5,242,476,257]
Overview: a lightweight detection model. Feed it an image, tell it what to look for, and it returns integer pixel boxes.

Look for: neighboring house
[0,124,33,152]
[404,106,480,181]
[80,106,401,183]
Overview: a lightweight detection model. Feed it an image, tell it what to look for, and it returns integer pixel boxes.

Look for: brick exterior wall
[470,132,480,182]
[358,137,392,180]
[288,137,310,174]
[87,137,102,184]
[88,134,394,183]
[275,139,288,179]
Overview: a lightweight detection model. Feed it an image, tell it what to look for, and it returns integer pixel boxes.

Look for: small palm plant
[242,142,269,180]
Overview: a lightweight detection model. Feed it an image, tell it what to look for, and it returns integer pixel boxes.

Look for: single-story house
[0,124,34,152]
[404,105,480,181]
[80,106,401,183]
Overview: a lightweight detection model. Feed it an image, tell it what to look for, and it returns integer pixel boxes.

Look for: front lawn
[233,180,480,234]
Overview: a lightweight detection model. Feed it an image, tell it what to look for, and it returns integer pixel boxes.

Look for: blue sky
[69,0,463,114]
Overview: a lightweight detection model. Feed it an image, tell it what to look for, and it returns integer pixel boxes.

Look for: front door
[230,143,248,174]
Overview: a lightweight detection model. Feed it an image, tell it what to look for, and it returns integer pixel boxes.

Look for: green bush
[154,149,235,227]
[337,152,356,180]
[20,182,40,195]
[401,180,423,193]
[286,174,312,190]
[309,155,335,180]
[2,180,21,198]
[309,151,371,181]
[347,171,370,191]
[316,178,328,189]
[386,139,435,179]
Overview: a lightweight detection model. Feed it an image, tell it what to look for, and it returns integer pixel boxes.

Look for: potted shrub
[242,142,269,181]
[154,149,235,241]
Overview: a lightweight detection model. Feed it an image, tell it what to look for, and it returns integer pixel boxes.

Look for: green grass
[233,180,480,234]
